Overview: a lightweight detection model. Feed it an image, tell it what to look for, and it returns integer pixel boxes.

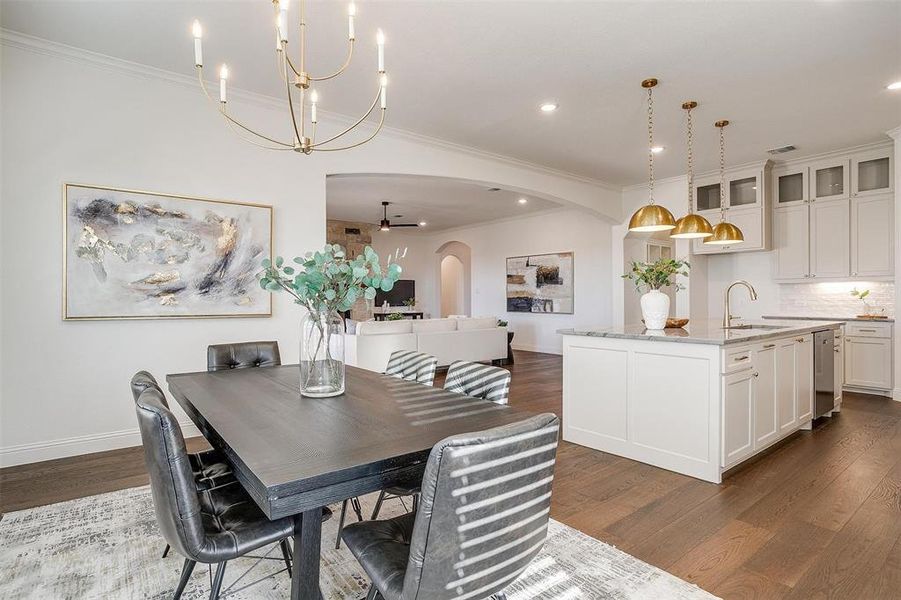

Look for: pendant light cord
[686,105,694,214]
[718,124,726,223]
[647,86,655,205]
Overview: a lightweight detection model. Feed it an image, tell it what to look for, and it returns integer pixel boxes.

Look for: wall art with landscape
[64,184,272,319]
[506,252,574,314]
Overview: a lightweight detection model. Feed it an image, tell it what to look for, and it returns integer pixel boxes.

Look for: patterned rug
[0,486,718,599]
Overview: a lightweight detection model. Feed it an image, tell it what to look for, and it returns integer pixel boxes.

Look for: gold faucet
[723,280,758,328]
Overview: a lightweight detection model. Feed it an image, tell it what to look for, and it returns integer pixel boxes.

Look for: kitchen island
[558,320,842,483]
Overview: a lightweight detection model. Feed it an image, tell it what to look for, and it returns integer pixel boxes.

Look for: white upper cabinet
[773,166,808,208]
[851,193,894,277]
[809,198,850,278]
[773,145,894,282]
[811,158,850,202]
[852,149,893,198]
[691,162,771,255]
[774,205,810,279]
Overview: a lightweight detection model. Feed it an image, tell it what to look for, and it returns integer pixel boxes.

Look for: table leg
[290,509,323,600]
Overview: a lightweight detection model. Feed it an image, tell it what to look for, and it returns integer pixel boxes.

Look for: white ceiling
[3,1,900,184]
[326,174,559,231]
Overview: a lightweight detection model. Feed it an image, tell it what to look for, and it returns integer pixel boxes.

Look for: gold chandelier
[704,120,744,245]
[628,78,676,233]
[191,0,387,154]
[670,101,713,239]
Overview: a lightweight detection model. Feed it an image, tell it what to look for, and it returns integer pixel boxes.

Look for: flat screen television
[374,279,415,307]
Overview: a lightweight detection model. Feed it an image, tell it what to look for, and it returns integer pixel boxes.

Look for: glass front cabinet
[810,158,850,202]
[851,149,893,198]
[692,162,771,255]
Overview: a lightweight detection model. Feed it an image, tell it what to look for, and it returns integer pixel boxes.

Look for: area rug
[0,486,718,599]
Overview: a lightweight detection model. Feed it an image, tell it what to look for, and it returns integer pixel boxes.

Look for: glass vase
[299,309,345,398]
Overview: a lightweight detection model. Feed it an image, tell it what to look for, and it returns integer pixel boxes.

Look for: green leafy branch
[258,244,402,315]
[622,258,690,293]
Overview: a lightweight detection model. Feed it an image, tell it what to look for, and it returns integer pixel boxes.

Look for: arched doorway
[440,255,466,317]
[434,240,472,318]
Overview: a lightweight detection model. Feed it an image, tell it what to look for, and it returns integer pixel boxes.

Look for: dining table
[167,364,536,600]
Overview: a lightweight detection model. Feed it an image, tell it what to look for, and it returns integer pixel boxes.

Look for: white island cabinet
[559,320,841,483]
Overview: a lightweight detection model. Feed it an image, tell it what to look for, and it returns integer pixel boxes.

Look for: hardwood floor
[2,350,900,599]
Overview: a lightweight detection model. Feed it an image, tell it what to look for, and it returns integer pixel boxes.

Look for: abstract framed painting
[63,183,273,320]
[506,252,574,314]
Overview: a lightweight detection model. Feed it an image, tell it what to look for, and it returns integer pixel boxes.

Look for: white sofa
[345,317,508,373]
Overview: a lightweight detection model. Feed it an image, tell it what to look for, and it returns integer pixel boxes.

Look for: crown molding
[0,28,620,193]
[887,125,901,141]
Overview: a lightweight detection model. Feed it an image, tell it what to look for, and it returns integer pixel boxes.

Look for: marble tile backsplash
[778,281,895,318]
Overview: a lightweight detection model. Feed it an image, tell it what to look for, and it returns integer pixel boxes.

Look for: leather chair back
[443,360,512,404]
[207,341,281,371]
[130,370,164,404]
[385,350,439,385]
[401,413,559,600]
[135,387,207,560]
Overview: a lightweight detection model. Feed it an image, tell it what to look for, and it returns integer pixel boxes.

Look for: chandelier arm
[309,82,382,148]
[282,53,304,144]
[284,53,304,77]
[309,40,355,82]
[197,69,294,147]
[311,109,385,152]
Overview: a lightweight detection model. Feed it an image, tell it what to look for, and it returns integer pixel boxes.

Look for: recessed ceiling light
[518,198,528,205]
[888,81,901,90]
[651,146,665,154]
[419,221,427,226]
[539,102,558,113]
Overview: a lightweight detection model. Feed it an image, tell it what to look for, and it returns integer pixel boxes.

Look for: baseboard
[842,384,894,399]
[0,421,201,468]
[894,387,901,402]
[511,342,562,356]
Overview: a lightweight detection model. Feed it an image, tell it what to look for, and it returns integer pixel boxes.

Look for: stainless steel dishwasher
[813,329,836,419]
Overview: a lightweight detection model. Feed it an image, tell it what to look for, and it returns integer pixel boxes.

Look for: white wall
[0,34,618,465]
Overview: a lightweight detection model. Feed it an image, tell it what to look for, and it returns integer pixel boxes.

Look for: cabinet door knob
[796,338,806,343]
[753,372,759,378]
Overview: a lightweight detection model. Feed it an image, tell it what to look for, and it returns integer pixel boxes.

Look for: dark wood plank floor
[2,351,900,599]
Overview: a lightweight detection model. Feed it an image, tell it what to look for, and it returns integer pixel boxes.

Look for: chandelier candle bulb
[192,20,203,66]
[310,90,318,123]
[377,29,385,72]
[219,65,228,103]
[380,74,387,109]
[348,3,356,40]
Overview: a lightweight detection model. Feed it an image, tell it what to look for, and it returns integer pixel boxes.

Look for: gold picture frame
[63,183,273,320]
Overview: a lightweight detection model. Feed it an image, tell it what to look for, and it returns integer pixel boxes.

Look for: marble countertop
[762,315,894,323]
[558,319,843,346]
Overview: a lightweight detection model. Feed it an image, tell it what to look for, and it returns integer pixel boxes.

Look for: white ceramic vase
[640,289,669,330]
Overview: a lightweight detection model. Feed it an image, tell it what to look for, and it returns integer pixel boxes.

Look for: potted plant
[851,288,884,318]
[260,244,402,397]
[386,311,405,321]
[622,258,690,330]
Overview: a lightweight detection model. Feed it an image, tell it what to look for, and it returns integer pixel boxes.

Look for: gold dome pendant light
[670,101,713,239]
[628,78,676,232]
[704,120,744,245]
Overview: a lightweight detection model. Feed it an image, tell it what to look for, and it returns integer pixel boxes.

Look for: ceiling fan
[378,201,422,231]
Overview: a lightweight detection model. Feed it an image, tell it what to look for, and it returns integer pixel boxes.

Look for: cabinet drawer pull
[763,344,776,349]
[734,355,749,361]
[796,338,806,343]
[858,329,876,333]
[834,348,841,353]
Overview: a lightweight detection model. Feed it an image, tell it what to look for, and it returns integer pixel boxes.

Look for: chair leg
[365,584,380,600]
[279,539,293,577]
[172,558,196,600]
[209,561,227,600]
[493,593,508,600]
[335,499,349,549]
[370,490,387,520]
[351,496,364,521]
[162,543,171,558]
[411,493,420,514]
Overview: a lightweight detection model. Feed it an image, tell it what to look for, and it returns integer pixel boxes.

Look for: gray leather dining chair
[369,359,512,522]
[342,413,560,600]
[134,385,305,599]
[130,371,235,559]
[207,341,281,371]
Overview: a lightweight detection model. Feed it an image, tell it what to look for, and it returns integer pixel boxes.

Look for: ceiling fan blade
[391,223,420,227]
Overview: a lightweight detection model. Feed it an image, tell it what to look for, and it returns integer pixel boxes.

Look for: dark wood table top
[167,365,534,519]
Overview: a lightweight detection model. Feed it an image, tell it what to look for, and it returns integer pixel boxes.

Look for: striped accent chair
[385,350,439,385]
[342,413,560,600]
[444,360,512,405]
